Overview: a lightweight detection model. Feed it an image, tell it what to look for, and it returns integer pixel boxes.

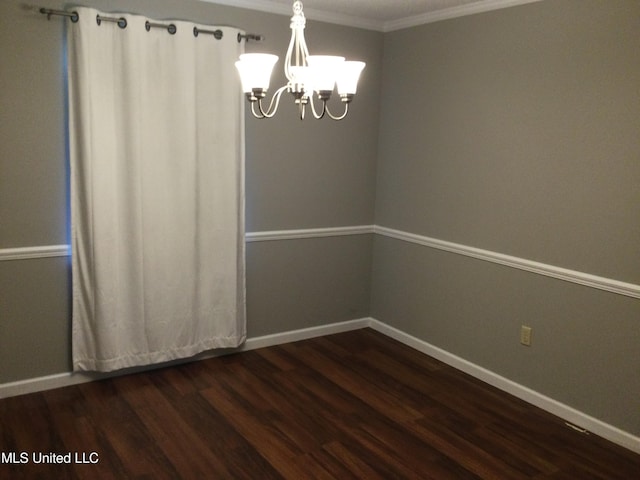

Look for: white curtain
[67,7,246,372]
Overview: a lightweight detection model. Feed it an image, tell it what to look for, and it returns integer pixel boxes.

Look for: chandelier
[235,1,366,120]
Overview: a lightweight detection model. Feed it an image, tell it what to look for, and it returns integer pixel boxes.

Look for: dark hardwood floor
[1,328,638,479]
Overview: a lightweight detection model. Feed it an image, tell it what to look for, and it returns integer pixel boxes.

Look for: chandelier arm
[254,86,289,119]
[325,102,349,121]
[250,102,266,119]
[308,94,326,120]
[266,86,288,114]
[294,29,300,68]
[284,28,297,82]
[296,24,310,61]
[298,32,310,63]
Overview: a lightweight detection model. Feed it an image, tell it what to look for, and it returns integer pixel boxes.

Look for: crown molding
[199,0,545,32]
[383,0,545,32]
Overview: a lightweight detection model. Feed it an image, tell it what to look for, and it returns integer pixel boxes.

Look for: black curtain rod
[38,7,263,42]
[97,14,127,29]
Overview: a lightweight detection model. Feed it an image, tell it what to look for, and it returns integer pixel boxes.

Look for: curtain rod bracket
[237,33,264,43]
[39,7,79,23]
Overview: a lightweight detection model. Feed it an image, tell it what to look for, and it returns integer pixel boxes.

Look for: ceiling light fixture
[235,1,366,120]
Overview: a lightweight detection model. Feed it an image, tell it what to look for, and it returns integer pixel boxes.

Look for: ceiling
[202,0,544,31]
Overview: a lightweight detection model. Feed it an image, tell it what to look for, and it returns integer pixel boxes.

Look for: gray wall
[0,0,381,382]
[373,0,640,435]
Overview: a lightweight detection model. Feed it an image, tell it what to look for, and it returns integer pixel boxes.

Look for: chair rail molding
[245,225,374,242]
[0,245,70,261]
[373,225,640,300]
[2,224,638,299]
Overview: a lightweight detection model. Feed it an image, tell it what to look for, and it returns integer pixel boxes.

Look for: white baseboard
[1,316,638,454]
[239,317,371,350]
[0,318,370,400]
[368,318,640,455]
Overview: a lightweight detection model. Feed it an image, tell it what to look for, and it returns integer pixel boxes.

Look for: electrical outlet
[520,325,532,346]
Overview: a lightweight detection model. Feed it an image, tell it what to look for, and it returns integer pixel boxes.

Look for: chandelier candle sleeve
[234,0,365,120]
